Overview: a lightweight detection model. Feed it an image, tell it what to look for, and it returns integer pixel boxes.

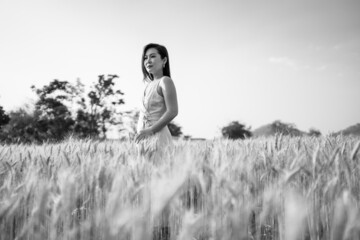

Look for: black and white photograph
[1,0,360,239]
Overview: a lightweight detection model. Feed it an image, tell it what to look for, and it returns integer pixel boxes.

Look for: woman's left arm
[135,77,178,143]
[150,76,178,132]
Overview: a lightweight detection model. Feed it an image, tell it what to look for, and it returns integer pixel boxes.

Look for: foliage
[86,75,125,139]
[253,120,304,137]
[271,120,303,136]
[73,109,99,138]
[0,75,125,143]
[168,122,183,137]
[308,128,322,137]
[0,108,42,143]
[182,135,192,140]
[0,80,77,144]
[31,80,76,142]
[0,105,10,129]
[221,121,252,139]
[336,123,360,137]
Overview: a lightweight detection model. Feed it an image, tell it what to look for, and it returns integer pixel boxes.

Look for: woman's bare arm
[135,76,178,143]
[148,76,178,133]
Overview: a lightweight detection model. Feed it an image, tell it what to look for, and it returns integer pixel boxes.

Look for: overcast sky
[1,0,359,138]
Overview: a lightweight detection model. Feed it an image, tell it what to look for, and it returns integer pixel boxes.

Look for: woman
[135,43,178,240]
[135,43,178,155]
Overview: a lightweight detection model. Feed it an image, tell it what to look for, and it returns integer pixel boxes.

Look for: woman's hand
[135,128,154,143]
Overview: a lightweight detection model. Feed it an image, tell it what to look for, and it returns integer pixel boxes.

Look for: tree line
[221,120,322,140]
[0,75,183,144]
[1,75,322,143]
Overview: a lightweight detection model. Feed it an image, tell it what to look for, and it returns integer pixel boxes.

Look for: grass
[0,135,360,240]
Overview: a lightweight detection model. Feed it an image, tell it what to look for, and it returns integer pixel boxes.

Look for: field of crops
[1,135,360,240]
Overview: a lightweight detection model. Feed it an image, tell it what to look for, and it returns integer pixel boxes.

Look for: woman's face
[144,48,166,76]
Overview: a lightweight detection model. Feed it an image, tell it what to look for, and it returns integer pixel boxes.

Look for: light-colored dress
[137,78,174,229]
[137,78,173,154]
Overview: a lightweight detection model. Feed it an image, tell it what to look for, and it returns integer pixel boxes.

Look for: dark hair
[142,43,171,81]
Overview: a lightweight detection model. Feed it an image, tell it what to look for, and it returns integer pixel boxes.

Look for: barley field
[1,135,360,240]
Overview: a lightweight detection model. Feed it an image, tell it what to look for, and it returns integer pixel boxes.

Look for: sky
[0,0,360,139]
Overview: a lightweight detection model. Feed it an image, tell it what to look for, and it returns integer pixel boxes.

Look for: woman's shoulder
[161,76,172,81]
[159,76,174,85]
[158,76,175,96]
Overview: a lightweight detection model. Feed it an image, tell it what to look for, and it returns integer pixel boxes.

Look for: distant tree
[73,109,99,138]
[221,121,252,140]
[0,108,42,143]
[31,80,75,141]
[168,122,183,137]
[0,105,10,129]
[308,128,321,137]
[86,75,125,139]
[183,135,192,140]
[31,75,125,140]
[1,75,126,143]
[335,123,360,137]
[271,120,303,136]
[69,79,100,138]
[252,120,305,137]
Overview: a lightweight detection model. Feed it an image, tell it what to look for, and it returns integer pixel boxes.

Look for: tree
[0,107,42,144]
[0,105,10,129]
[86,75,125,139]
[31,75,125,140]
[221,121,252,140]
[308,128,321,137]
[168,122,183,137]
[1,75,126,143]
[67,79,100,138]
[73,109,99,138]
[271,120,303,136]
[31,80,75,141]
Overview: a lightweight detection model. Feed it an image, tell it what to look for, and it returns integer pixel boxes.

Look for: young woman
[134,43,178,239]
[135,43,178,154]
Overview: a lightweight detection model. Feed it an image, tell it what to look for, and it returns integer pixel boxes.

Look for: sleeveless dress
[137,79,174,235]
[137,78,173,154]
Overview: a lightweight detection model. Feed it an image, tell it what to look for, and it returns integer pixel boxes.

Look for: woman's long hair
[142,43,171,81]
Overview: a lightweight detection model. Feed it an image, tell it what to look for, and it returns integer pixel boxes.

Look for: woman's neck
[152,71,164,80]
